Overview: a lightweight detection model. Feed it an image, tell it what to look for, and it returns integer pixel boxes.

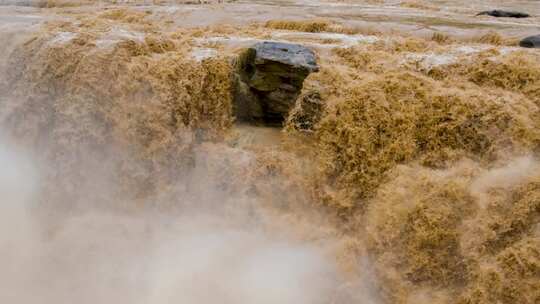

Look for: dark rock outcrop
[519,35,540,48]
[234,41,319,125]
[476,10,530,18]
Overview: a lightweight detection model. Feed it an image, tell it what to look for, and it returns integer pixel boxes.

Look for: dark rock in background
[520,35,540,48]
[234,41,319,125]
[476,10,530,18]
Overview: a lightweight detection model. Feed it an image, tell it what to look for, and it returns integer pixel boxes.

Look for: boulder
[519,35,540,48]
[476,10,530,18]
[234,41,319,125]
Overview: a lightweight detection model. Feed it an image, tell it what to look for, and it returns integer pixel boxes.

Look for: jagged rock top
[251,41,319,73]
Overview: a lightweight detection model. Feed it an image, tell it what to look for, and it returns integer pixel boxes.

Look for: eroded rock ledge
[234,41,319,126]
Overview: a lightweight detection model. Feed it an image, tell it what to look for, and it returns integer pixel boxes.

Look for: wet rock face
[287,90,324,131]
[234,41,319,125]
[520,35,540,48]
[476,10,530,18]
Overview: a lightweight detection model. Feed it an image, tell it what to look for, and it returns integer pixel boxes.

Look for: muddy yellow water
[0,1,539,304]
